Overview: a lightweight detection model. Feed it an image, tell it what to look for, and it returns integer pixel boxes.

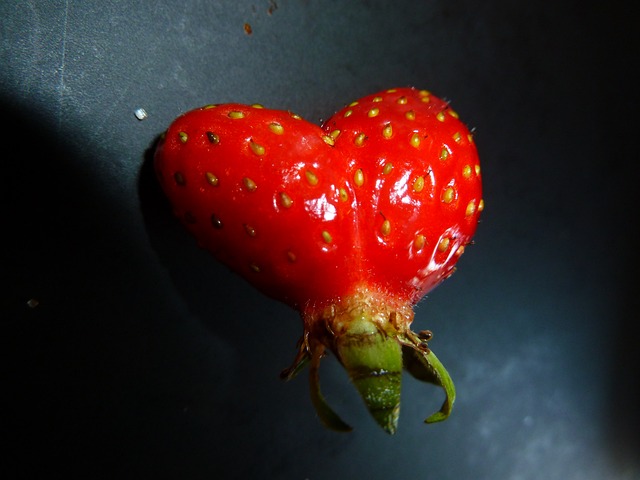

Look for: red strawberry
[154,87,483,434]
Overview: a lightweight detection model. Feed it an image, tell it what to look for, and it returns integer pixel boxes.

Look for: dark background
[2,1,638,478]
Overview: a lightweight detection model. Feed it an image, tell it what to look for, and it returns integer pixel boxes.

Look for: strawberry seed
[206,131,220,144]
[174,172,186,185]
[413,176,425,193]
[442,187,455,204]
[465,200,476,216]
[279,192,293,208]
[205,172,219,186]
[210,214,223,229]
[305,170,318,186]
[354,133,367,147]
[243,177,257,192]
[250,140,265,156]
[244,224,257,237]
[380,219,391,236]
[438,237,451,252]
[269,122,284,135]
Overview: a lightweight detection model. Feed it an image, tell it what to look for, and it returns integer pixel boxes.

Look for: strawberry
[154,87,483,434]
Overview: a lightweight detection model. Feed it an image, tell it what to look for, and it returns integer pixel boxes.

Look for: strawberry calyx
[280,286,455,434]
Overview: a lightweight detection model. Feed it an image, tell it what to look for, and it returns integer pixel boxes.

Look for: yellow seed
[339,187,349,202]
[249,263,261,273]
[251,103,264,109]
[174,171,186,185]
[203,104,217,109]
[397,96,408,105]
[305,170,318,186]
[421,96,431,103]
[475,164,481,176]
[380,219,391,236]
[440,147,450,161]
[178,131,188,143]
[368,107,379,117]
[373,96,383,102]
[269,122,284,135]
[438,237,450,252]
[414,234,426,251]
[382,162,393,175]
[244,224,257,237]
[413,176,424,192]
[349,101,359,107]
[442,187,455,203]
[419,89,431,96]
[289,112,302,120]
[330,129,341,140]
[228,111,245,119]
[453,132,462,143]
[382,123,393,139]
[205,172,219,186]
[206,131,220,144]
[478,199,485,212]
[468,134,474,143]
[436,111,446,122]
[462,165,473,179]
[386,88,397,93]
[410,133,421,148]
[466,200,476,216]
[354,132,367,146]
[448,108,459,119]
[243,177,257,192]
[354,168,364,187]
[344,109,353,118]
[322,135,335,146]
[405,110,416,120]
[249,140,265,156]
[279,192,293,208]
[322,230,333,243]
[456,245,465,255]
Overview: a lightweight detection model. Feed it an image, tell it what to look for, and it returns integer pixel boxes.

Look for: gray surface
[2,1,638,479]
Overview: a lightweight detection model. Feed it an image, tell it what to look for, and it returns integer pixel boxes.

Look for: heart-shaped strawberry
[154,87,483,433]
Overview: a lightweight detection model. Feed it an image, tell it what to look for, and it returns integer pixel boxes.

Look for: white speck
[304,194,337,221]
[27,298,39,308]
[134,108,148,120]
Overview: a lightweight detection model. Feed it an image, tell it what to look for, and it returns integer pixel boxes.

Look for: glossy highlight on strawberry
[154,87,483,434]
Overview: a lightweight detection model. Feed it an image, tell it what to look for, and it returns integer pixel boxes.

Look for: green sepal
[279,343,310,381]
[281,339,352,432]
[309,347,352,432]
[402,343,456,423]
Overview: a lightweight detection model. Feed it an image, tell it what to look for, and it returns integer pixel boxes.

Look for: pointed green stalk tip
[335,317,404,434]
